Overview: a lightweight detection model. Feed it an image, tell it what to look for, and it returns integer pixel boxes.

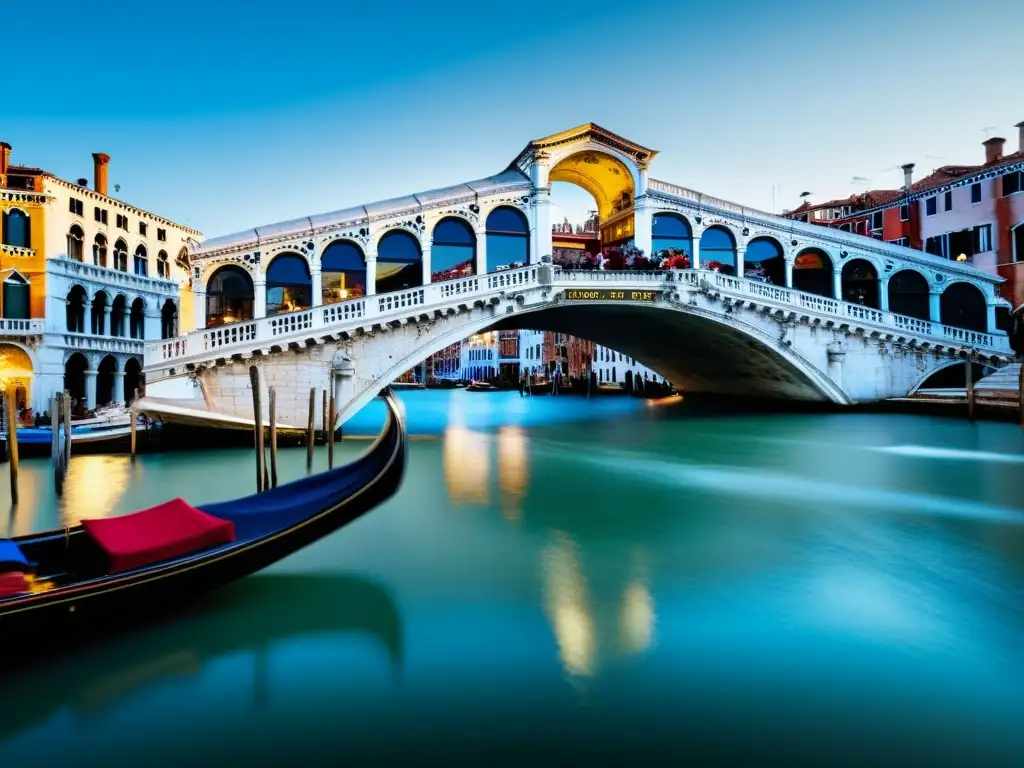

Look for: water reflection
[497,426,529,521]
[443,425,491,505]
[619,551,655,655]
[0,573,403,746]
[540,531,595,677]
[61,455,132,524]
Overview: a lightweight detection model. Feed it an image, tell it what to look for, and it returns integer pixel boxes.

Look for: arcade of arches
[64,286,177,340]
[63,353,143,411]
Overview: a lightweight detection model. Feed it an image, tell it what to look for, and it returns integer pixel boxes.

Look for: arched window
[64,353,89,405]
[91,290,109,335]
[161,299,178,339]
[376,231,422,293]
[67,225,85,262]
[320,240,366,304]
[793,248,834,297]
[940,281,987,332]
[129,297,146,339]
[96,354,117,406]
[699,226,737,275]
[485,207,529,271]
[1,209,30,248]
[206,265,254,327]
[133,245,148,276]
[93,234,108,268]
[887,269,929,321]
[124,358,143,404]
[744,237,786,285]
[110,294,127,337]
[113,239,128,272]
[66,285,87,332]
[265,253,312,315]
[157,250,170,279]
[2,272,30,319]
[432,218,476,281]
[840,259,879,308]
[652,213,693,261]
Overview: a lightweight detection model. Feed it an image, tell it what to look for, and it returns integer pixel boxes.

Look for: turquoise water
[1,390,1024,766]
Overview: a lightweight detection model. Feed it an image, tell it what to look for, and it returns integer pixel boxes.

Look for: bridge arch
[793,247,834,297]
[744,236,786,285]
[940,281,987,332]
[651,212,693,261]
[887,268,929,320]
[699,226,738,275]
[431,217,477,281]
[376,230,423,293]
[484,207,530,271]
[840,258,879,308]
[320,239,367,303]
[206,264,255,327]
[266,252,312,315]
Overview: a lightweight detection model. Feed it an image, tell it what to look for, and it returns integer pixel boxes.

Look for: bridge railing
[147,265,541,366]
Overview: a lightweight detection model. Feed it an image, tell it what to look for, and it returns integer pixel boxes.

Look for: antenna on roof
[982,126,997,138]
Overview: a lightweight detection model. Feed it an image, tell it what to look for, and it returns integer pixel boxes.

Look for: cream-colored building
[0,145,200,413]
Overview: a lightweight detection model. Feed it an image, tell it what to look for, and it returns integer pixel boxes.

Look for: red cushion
[0,571,27,597]
[81,498,235,574]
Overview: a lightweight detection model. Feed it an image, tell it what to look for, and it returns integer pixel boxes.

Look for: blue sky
[5,0,1024,238]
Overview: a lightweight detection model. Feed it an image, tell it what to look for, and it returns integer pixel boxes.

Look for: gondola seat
[0,539,29,573]
[81,498,236,574]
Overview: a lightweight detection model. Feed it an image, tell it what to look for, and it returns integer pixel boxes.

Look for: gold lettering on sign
[564,289,658,302]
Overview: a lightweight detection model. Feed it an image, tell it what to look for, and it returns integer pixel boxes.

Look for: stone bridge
[144,261,1013,428]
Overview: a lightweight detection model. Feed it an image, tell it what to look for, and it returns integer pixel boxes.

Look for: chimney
[983,137,1005,165]
[92,152,110,196]
[1016,121,1024,154]
[0,142,10,176]
[77,177,88,188]
[901,162,915,191]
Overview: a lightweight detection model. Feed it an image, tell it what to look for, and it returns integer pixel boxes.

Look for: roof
[197,167,531,253]
[508,122,659,173]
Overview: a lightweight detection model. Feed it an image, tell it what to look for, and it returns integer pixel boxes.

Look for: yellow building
[0,143,201,414]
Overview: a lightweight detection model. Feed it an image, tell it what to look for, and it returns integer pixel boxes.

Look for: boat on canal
[0,389,407,657]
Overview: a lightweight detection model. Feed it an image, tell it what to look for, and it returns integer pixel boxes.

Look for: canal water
[2,390,1024,766]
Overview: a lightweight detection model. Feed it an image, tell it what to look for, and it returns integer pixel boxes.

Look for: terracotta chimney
[92,152,110,196]
[0,142,10,176]
[983,137,1005,165]
[901,163,915,190]
[1016,121,1024,154]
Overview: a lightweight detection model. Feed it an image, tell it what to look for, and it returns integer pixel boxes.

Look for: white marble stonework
[146,124,1015,423]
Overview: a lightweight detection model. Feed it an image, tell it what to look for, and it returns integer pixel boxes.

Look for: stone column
[832,270,843,301]
[826,341,846,392]
[365,253,378,296]
[929,289,942,323]
[102,303,112,336]
[691,234,701,270]
[144,309,160,340]
[254,278,267,319]
[879,277,890,312]
[735,245,746,279]
[532,189,553,264]
[311,265,323,306]
[421,241,432,285]
[987,302,998,334]
[633,200,652,260]
[475,227,487,276]
[194,286,207,331]
[85,370,98,409]
[113,370,125,405]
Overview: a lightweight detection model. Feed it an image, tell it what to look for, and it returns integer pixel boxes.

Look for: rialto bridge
[143,124,1015,426]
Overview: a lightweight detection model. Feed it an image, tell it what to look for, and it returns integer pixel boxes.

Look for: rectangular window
[971,183,982,203]
[139,222,148,237]
[944,191,953,211]
[94,207,108,224]
[891,237,910,248]
[899,204,909,221]
[68,198,83,216]
[972,224,993,253]
[1003,171,1022,197]
[116,214,128,230]
[871,211,883,230]
[157,228,167,242]
[924,236,945,257]
[925,196,937,216]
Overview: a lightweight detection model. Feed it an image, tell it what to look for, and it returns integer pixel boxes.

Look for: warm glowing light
[619,551,656,655]
[497,426,529,521]
[541,531,595,677]
[62,455,132,524]
[442,425,491,505]
[645,394,683,408]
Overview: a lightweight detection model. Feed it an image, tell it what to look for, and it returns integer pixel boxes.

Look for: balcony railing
[0,318,44,336]
[47,256,181,296]
[0,243,35,259]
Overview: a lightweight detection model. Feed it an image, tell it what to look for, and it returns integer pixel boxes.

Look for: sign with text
[563,288,659,302]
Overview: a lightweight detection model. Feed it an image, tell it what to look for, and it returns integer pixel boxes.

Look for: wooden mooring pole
[965,355,975,422]
[321,390,328,444]
[62,391,72,470]
[328,389,336,470]
[1019,365,1024,429]
[249,366,265,493]
[306,387,316,473]
[130,387,138,459]
[5,386,19,506]
[51,394,64,496]
[268,386,279,489]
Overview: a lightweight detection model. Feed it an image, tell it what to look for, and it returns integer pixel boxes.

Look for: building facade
[0,144,200,414]
[461,332,498,382]
[592,345,663,388]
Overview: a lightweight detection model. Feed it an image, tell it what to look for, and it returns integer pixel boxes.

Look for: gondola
[0,389,407,654]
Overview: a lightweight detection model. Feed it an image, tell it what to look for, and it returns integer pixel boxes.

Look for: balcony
[0,318,44,339]
[57,332,143,356]
[1,243,36,259]
[47,256,180,297]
